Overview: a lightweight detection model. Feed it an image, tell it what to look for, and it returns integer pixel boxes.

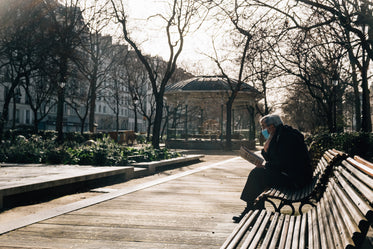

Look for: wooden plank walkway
[0,155,253,248]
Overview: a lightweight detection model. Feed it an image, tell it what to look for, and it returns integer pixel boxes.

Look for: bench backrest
[221,153,372,249]
[324,157,373,248]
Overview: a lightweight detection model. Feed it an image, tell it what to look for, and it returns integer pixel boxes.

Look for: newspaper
[240,146,264,165]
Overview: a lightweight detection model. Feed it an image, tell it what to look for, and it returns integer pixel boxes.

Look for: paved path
[0,151,371,249]
[0,152,253,248]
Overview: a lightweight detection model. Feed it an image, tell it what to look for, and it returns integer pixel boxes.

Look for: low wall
[165,139,256,150]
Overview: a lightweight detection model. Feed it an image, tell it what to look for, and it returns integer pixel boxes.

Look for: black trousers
[240,167,293,208]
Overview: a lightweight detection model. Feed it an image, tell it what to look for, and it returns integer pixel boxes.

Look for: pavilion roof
[165,76,261,94]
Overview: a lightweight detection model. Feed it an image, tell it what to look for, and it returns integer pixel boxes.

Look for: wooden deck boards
[0,156,251,249]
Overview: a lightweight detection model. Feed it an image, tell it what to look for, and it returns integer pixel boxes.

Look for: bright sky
[78,0,235,75]
[114,0,229,75]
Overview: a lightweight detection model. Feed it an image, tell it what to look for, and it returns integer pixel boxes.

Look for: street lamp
[133,95,139,133]
[56,81,66,143]
[59,81,66,89]
[331,72,339,132]
[331,71,339,86]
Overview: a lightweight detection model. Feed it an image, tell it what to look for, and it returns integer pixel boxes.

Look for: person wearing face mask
[232,114,312,223]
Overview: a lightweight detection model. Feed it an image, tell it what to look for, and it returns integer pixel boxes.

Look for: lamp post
[133,95,139,133]
[56,81,66,143]
[331,72,339,132]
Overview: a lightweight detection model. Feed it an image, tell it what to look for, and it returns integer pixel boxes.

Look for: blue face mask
[261,129,270,140]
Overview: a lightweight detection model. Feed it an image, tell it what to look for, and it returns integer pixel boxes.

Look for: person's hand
[263,135,272,152]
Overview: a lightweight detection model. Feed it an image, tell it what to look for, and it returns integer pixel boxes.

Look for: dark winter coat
[261,124,313,187]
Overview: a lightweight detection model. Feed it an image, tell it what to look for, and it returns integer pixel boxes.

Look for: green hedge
[305,132,373,167]
[0,132,180,166]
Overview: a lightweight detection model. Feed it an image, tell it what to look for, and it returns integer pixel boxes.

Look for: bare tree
[104,65,126,135]
[110,0,208,148]
[23,73,56,132]
[74,1,120,133]
[122,52,153,139]
[272,21,350,133]
[0,0,45,140]
[202,0,282,149]
[41,0,90,142]
[251,0,372,131]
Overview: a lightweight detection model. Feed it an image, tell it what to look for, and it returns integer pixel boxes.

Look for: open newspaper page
[240,146,264,165]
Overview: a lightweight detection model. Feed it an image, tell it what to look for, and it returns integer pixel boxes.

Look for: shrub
[1,135,52,163]
[0,131,179,166]
[45,147,72,164]
[306,132,373,164]
[136,134,147,144]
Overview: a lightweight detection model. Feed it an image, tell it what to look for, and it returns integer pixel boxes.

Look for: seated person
[233,114,312,223]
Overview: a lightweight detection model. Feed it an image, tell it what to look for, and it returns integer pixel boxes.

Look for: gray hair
[260,114,283,127]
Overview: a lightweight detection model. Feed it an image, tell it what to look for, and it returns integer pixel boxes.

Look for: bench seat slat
[321,195,343,249]
[290,215,302,249]
[246,211,272,249]
[310,208,320,249]
[307,212,314,249]
[351,156,373,177]
[259,212,283,249]
[221,210,259,249]
[283,216,295,249]
[325,190,355,249]
[342,160,373,201]
[277,215,291,249]
[335,169,373,222]
[299,214,307,249]
[239,210,268,249]
[317,201,329,249]
[329,179,365,245]
[267,214,287,249]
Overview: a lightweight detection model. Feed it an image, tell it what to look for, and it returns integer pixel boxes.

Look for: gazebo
[164,76,262,150]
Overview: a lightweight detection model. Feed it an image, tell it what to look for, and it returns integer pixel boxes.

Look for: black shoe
[232,207,250,223]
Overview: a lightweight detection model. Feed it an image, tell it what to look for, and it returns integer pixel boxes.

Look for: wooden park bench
[221,154,373,249]
[256,149,347,215]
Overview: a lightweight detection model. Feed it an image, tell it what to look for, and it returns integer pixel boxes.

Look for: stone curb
[0,154,204,209]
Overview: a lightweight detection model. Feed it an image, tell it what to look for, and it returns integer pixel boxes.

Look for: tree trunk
[225,99,233,151]
[152,97,163,149]
[56,85,65,142]
[327,107,335,133]
[89,85,97,132]
[351,65,362,131]
[33,110,39,133]
[56,57,68,143]
[80,119,85,134]
[147,118,152,142]
[0,78,20,142]
[361,64,372,132]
